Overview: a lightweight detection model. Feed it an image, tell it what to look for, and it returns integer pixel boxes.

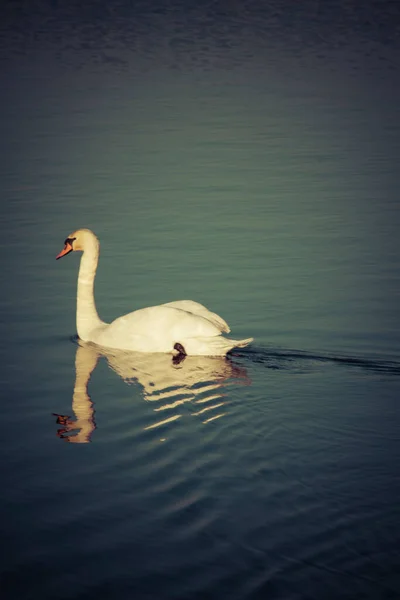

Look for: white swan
[56,229,253,356]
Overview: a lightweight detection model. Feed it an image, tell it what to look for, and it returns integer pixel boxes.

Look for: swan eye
[64,237,76,246]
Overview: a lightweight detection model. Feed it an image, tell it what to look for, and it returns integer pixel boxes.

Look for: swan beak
[56,242,73,260]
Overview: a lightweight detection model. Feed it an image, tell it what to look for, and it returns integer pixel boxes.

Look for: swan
[56,229,253,356]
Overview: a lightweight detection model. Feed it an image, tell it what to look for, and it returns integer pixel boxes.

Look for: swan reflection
[55,341,250,443]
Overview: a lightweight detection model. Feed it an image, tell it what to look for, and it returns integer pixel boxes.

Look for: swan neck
[76,239,104,340]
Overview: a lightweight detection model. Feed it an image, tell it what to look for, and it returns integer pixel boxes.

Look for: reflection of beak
[56,242,73,260]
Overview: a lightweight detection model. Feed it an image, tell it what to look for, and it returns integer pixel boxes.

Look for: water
[1,2,400,599]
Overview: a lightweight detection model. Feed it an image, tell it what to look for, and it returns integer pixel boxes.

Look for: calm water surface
[1,2,400,599]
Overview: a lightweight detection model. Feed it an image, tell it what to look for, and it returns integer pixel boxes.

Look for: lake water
[1,2,400,599]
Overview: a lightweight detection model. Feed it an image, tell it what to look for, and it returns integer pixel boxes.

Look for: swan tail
[233,337,254,349]
[181,336,254,357]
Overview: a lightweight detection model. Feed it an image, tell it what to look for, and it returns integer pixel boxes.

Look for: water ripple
[239,346,400,376]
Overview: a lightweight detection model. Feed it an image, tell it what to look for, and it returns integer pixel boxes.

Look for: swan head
[56,229,98,260]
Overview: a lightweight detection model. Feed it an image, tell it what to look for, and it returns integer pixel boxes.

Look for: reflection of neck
[70,345,98,443]
[76,238,105,341]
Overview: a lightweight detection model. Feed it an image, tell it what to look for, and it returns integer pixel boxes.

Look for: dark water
[1,2,400,599]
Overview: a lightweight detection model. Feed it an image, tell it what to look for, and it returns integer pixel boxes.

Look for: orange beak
[56,241,73,260]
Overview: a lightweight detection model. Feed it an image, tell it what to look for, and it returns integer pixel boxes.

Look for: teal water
[1,2,400,599]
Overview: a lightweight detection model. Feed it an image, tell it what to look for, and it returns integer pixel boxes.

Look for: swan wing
[95,305,223,353]
[162,300,230,333]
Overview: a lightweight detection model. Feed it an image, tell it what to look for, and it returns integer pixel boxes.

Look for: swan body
[56,229,253,356]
